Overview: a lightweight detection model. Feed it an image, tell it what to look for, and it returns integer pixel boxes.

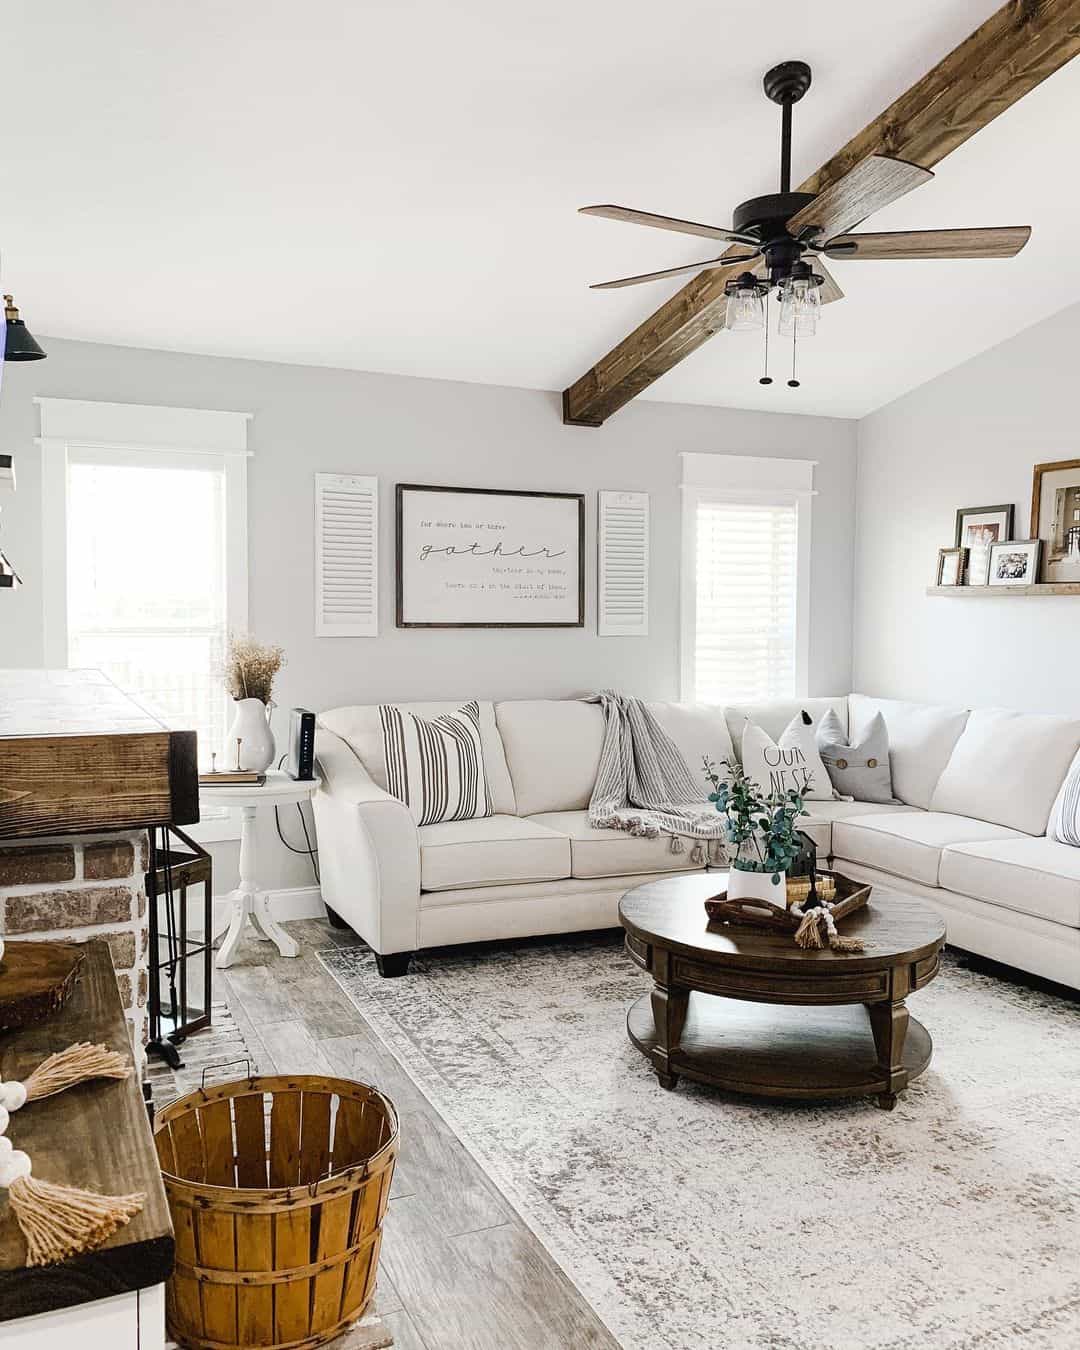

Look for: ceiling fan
[579,61,1031,384]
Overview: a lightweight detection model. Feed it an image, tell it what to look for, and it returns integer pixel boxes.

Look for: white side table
[199,770,321,970]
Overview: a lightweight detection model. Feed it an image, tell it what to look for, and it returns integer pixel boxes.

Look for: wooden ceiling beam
[563,0,1080,426]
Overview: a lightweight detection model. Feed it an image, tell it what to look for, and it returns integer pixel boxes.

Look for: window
[681,453,813,705]
[39,399,250,839]
[67,450,230,766]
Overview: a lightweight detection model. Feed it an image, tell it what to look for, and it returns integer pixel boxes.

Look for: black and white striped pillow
[378,700,490,825]
[1050,756,1080,847]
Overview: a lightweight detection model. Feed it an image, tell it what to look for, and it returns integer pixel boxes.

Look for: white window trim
[679,453,815,705]
[38,399,251,844]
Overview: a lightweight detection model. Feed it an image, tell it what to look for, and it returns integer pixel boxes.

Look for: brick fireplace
[0,828,151,1048]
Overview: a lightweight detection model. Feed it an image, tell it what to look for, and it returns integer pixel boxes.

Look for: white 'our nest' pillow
[740,711,836,802]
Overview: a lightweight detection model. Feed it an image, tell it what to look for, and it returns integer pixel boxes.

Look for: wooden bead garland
[0,1042,146,1267]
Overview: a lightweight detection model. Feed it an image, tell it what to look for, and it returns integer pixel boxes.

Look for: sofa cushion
[725,697,848,761]
[799,799,915,856]
[832,812,1023,888]
[647,702,735,791]
[495,700,606,817]
[319,701,517,814]
[418,814,570,892]
[848,694,969,810]
[930,708,1080,836]
[939,837,1080,929]
[528,810,707,879]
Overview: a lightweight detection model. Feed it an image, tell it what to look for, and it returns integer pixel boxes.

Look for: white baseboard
[209,885,325,937]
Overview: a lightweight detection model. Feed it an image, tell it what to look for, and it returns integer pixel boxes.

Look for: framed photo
[396,483,585,628]
[1030,459,1080,583]
[987,538,1041,587]
[936,547,968,587]
[954,503,1014,586]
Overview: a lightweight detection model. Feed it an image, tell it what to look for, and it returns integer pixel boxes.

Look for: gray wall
[1,337,858,888]
[853,301,1080,714]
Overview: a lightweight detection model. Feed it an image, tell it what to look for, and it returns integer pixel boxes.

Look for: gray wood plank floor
[217,918,621,1350]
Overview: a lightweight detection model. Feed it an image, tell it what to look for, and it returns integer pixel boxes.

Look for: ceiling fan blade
[824,226,1031,260]
[590,253,756,290]
[579,204,756,245]
[810,258,844,304]
[787,155,933,243]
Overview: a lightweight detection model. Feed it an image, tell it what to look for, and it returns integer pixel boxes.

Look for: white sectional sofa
[313,694,1080,989]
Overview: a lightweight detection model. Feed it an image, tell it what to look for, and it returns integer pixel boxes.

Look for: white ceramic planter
[226,698,275,772]
[727,865,787,908]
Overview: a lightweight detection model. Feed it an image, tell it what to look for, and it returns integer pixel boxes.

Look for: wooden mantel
[0,669,198,839]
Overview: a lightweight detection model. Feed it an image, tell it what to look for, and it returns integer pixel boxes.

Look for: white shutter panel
[691,497,797,703]
[315,473,378,636]
[598,490,649,635]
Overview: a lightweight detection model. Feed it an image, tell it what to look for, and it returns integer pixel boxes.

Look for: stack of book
[197,770,267,787]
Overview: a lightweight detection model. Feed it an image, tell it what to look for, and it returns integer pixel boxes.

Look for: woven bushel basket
[154,1074,398,1350]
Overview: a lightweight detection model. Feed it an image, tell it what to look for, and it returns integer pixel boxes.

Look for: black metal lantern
[146,825,214,1066]
[4,294,46,361]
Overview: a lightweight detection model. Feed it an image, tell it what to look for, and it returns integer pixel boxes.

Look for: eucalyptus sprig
[704,756,810,884]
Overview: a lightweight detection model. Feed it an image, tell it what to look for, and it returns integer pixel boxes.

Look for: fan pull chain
[759,291,772,385]
[788,327,800,388]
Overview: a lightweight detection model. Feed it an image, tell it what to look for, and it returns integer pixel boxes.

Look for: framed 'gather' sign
[396,483,585,628]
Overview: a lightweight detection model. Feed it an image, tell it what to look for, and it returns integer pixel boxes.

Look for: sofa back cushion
[318,700,516,814]
[724,698,848,761]
[848,694,968,810]
[646,702,735,793]
[930,708,1080,835]
[496,700,606,816]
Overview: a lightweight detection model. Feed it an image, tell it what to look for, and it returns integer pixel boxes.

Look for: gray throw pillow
[816,708,895,804]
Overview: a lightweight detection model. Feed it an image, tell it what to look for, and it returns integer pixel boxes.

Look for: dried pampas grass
[223,633,285,705]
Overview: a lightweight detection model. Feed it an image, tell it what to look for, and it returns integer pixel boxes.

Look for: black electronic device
[286,707,316,781]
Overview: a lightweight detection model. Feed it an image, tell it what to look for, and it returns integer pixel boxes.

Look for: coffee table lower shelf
[627,991,932,1109]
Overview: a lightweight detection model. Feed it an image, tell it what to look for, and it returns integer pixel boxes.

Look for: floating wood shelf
[926,583,1080,597]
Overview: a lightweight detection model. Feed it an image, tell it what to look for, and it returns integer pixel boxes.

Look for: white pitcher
[226,698,275,772]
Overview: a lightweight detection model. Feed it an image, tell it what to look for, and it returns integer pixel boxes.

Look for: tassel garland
[0,1146,145,1267]
[792,900,865,953]
[21,1042,131,1104]
[0,1041,141,1266]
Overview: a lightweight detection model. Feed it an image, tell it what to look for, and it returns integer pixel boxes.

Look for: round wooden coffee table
[619,873,945,1110]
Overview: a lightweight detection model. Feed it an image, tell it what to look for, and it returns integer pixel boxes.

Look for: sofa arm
[312,728,420,955]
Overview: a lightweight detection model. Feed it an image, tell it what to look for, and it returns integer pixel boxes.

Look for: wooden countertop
[0,940,174,1321]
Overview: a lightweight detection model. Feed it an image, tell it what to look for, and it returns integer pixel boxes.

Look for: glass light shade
[777,276,820,338]
[726,282,765,333]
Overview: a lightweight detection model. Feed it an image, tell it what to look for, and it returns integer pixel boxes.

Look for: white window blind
[688,496,799,704]
[598,490,649,635]
[66,452,231,769]
[314,473,378,636]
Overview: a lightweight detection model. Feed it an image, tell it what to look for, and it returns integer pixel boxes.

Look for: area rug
[317,933,1080,1350]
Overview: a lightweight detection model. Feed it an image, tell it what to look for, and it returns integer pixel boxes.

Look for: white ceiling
[6,1,1079,418]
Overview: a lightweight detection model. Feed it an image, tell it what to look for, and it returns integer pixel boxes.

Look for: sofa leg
[375,952,414,978]
[324,904,351,931]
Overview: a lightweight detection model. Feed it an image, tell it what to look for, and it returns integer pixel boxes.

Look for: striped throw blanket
[586,691,730,864]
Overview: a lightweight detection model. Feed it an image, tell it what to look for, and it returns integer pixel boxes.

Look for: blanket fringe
[668,834,684,855]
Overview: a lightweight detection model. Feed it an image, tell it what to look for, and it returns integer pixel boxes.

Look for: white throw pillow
[740,712,836,802]
[379,699,491,825]
[1050,750,1080,847]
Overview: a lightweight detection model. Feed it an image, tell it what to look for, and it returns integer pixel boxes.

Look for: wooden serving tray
[0,941,85,1032]
[705,871,872,933]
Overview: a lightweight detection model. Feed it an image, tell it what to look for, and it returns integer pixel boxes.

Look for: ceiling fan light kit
[578,51,1032,394]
